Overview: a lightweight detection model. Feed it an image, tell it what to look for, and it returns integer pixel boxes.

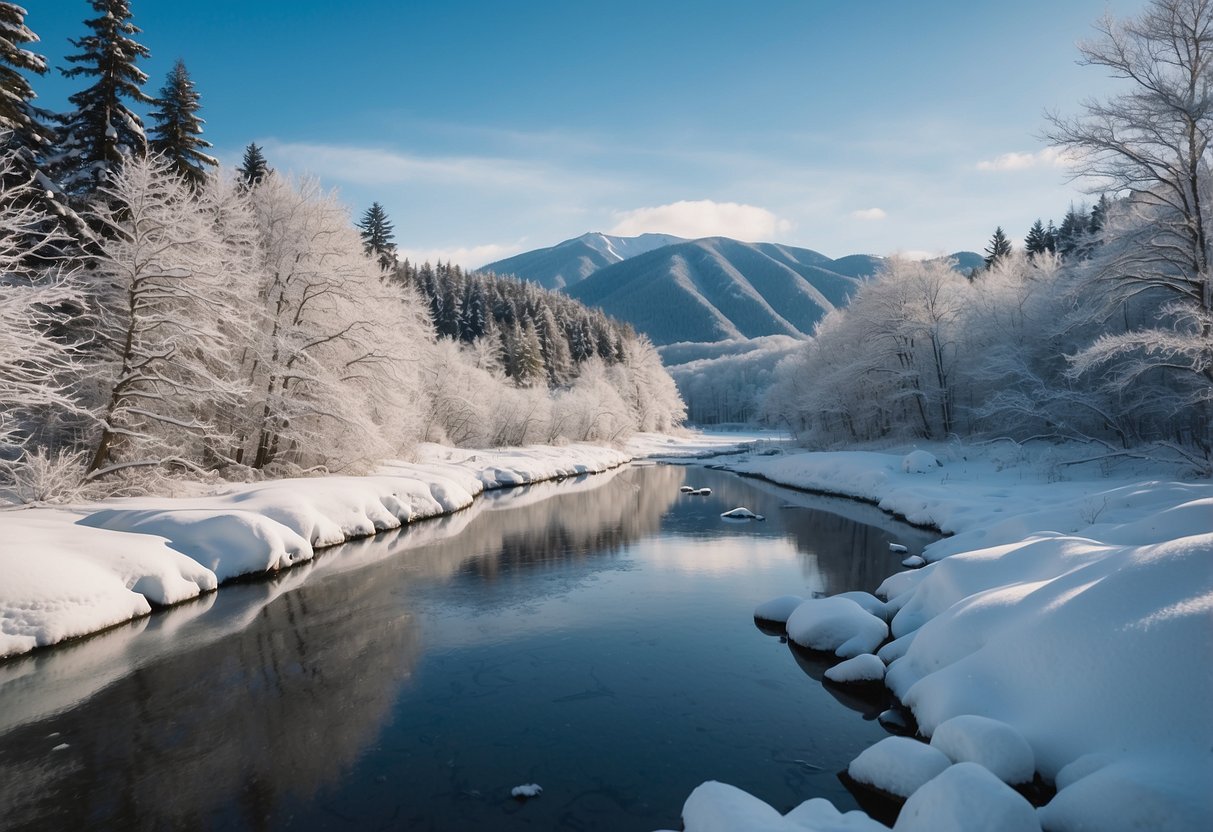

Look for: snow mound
[510,783,542,798]
[824,653,886,684]
[720,507,764,520]
[786,596,889,658]
[681,782,885,832]
[753,594,804,623]
[847,736,951,798]
[889,542,908,553]
[834,591,887,618]
[929,715,1034,785]
[901,450,941,474]
[900,555,926,568]
[892,762,1040,832]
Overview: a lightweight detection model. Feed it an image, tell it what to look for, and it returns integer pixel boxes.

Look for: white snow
[900,555,925,568]
[511,783,542,798]
[892,762,1040,832]
[833,590,887,618]
[0,442,630,659]
[785,596,889,658]
[888,542,908,553]
[901,450,941,474]
[720,506,764,520]
[928,715,1034,785]
[824,653,886,684]
[679,781,887,832]
[753,594,804,623]
[846,736,951,798]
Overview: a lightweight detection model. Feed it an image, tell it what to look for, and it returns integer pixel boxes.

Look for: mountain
[565,237,869,345]
[483,231,685,290]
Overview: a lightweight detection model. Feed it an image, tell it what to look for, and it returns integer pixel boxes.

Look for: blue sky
[27,0,1140,265]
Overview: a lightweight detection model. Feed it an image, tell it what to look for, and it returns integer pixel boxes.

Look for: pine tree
[1057,206,1090,259]
[0,3,79,251]
[357,201,397,270]
[53,0,152,197]
[149,59,216,187]
[1024,219,1048,259]
[236,142,270,188]
[1044,220,1059,253]
[983,226,1012,270]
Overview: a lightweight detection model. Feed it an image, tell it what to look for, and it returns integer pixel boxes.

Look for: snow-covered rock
[786,596,889,658]
[928,715,1034,785]
[892,762,1040,832]
[753,594,804,623]
[846,736,951,798]
[889,543,908,553]
[901,450,941,474]
[511,783,542,799]
[900,555,926,568]
[693,487,712,496]
[680,485,695,493]
[824,653,886,684]
[720,506,764,520]
[681,782,885,832]
[833,590,887,618]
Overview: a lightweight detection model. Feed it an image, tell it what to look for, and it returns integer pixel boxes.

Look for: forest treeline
[0,0,684,501]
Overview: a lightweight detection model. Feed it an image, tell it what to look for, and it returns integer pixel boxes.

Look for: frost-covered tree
[357,201,397,271]
[53,0,152,198]
[237,142,270,189]
[84,156,248,479]
[1047,0,1213,463]
[149,59,216,187]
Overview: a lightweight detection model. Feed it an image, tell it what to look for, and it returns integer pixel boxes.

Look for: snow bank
[0,442,632,659]
[846,736,951,798]
[892,762,1040,832]
[901,451,940,474]
[786,596,889,658]
[680,781,887,832]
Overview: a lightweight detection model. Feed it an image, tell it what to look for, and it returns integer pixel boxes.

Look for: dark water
[0,464,938,831]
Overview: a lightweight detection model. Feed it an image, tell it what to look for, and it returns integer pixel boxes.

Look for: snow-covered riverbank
[669,443,1213,832]
[0,442,645,660]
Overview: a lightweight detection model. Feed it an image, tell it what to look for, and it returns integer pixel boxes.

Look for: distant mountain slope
[483,231,685,290]
[566,237,865,345]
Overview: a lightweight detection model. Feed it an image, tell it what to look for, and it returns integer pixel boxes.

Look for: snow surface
[753,594,804,623]
[679,781,887,832]
[846,736,951,798]
[785,596,889,658]
[824,653,886,684]
[892,762,1040,832]
[0,442,629,659]
[686,441,1213,832]
[900,450,941,474]
[928,715,1034,785]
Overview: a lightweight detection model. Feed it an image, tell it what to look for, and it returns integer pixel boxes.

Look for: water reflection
[0,463,939,831]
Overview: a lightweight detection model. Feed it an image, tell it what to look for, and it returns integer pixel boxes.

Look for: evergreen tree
[1024,219,1048,259]
[236,142,270,188]
[1057,206,1090,259]
[148,59,216,187]
[0,3,78,250]
[357,201,397,270]
[983,226,1012,270]
[53,0,152,197]
[1088,194,1110,236]
[1044,220,1059,253]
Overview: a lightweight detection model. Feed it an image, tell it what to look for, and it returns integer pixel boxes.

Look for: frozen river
[0,463,938,831]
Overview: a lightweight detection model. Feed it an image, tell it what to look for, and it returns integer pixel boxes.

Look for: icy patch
[928,715,1034,785]
[753,595,803,623]
[847,736,951,798]
[893,762,1040,832]
[824,653,886,684]
[786,596,889,658]
[510,783,542,799]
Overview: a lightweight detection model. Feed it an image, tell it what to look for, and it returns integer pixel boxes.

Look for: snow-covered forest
[763,6,1213,474]
[0,0,684,501]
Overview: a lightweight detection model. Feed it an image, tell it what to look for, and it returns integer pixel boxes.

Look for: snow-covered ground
[0,442,638,660]
[670,441,1213,832]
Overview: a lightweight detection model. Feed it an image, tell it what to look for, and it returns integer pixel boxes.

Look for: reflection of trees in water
[0,560,421,831]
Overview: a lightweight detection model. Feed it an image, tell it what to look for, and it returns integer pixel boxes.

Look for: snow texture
[785,596,889,658]
[892,762,1040,832]
[824,653,886,684]
[846,736,951,798]
[0,442,629,658]
[928,715,1034,785]
[753,594,804,623]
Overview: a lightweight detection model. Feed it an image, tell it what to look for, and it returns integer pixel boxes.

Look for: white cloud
[850,207,887,221]
[398,241,527,270]
[976,146,1076,172]
[608,199,792,241]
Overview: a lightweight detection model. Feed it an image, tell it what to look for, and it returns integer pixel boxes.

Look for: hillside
[483,232,685,290]
[565,237,864,345]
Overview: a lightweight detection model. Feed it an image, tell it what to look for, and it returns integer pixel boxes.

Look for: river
[0,463,939,831]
